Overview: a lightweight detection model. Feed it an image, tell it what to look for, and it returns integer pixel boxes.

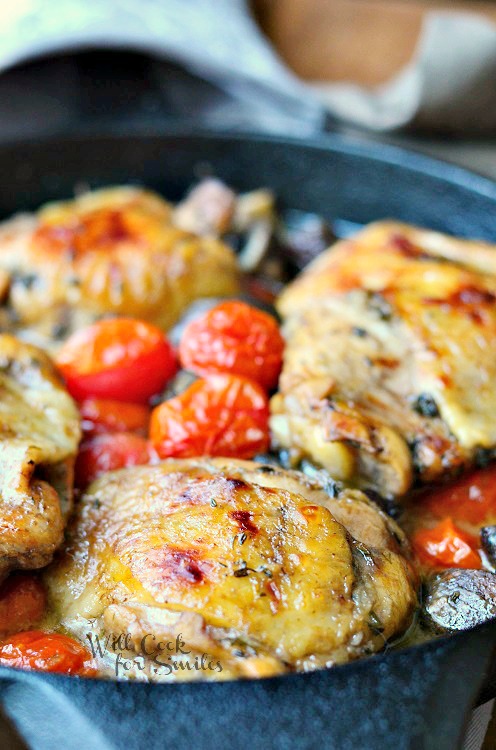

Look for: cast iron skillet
[0,131,495,750]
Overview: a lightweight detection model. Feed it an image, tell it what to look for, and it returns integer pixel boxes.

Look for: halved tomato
[179,301,284,390]
[412,517,482,570]
[420,464,496,526]
[57,318,176,403]
[150,374,269,459]
[75,432,155,487]
[79,398,150,436]
[0,631,95,675]
[0,575,46,638]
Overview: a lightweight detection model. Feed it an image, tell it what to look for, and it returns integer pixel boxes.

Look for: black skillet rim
[0,127,495,694]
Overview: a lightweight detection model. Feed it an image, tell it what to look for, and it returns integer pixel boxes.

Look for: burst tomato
[57,318,176,403]
[150,374,269,459]
[412,517,482,569]
[420,464,496,526]
[0,575,46,638]
[179,301,284,390]
[79,398,150,436]
[0,631,95,675]
[75,432,154,487]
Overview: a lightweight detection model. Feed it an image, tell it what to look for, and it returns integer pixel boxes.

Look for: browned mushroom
[424,569,496,632]
[481,526,496,568]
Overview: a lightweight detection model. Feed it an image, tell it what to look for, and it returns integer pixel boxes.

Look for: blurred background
[0,0,495,175]
[255,1,496,86]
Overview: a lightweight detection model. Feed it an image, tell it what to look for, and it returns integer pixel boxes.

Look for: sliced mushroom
[232,189,275,233]
[237,219,273,272]
[424,569,496,632]
[173,178,236,236]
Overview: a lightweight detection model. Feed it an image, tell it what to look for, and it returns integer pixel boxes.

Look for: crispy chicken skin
[0,187,239,347]
[45,458,417,681]
[0,335,80,581]
[272,221,496,497]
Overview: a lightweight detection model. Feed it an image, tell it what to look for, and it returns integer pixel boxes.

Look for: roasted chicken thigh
[45,458,417,680]
[0,335,80,581]
[0,187,239,348]
[272,222,496,497]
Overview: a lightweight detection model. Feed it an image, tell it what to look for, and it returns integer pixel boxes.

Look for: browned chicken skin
[0,187,239,349]
[0,335,80,581]
[272,222,496,497]
[45,459,417,681]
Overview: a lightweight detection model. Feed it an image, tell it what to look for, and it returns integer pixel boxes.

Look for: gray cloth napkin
[1,0,496,133]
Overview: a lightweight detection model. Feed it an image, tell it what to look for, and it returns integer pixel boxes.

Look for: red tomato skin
[179,301,284,390]
[57,318,177,403]
[79,398,150,436]
[75,432,153,487]
[63,343,176,403]
[150,374,270,459]
[412,517,482,570]
[0,575,46,638]
[0,631,95,676]
[421,465,496,526]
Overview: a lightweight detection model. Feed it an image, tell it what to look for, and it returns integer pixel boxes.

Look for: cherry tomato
[75,432,154,487]
[150,374,269,459]
[179,301,284,390]
[0,631,95,675]
[79,398,150,436]
[412,517,482,569]
[57,318,177,403]
[0,575,46,638]
[420,464,496,526]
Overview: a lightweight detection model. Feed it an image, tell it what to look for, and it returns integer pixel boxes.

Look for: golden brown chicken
[0,335,80,582]
[45,458,417,681]
[272,221,496,498]
[0,187,239,349]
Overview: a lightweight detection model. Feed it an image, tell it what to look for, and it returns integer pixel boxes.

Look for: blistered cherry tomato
[420,464,496,526]
[0,631,95,675]
[150,374,269,459]
[412,517,482,569]
[0,575,46,638]
[57,318,176,403]
[79,398,150,436]
[179,301,284,390]
[75,432,154,487]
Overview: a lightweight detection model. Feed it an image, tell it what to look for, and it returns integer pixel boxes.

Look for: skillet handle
[0,623,494,750]
[0,671,113,750]
[405,622,496,750]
